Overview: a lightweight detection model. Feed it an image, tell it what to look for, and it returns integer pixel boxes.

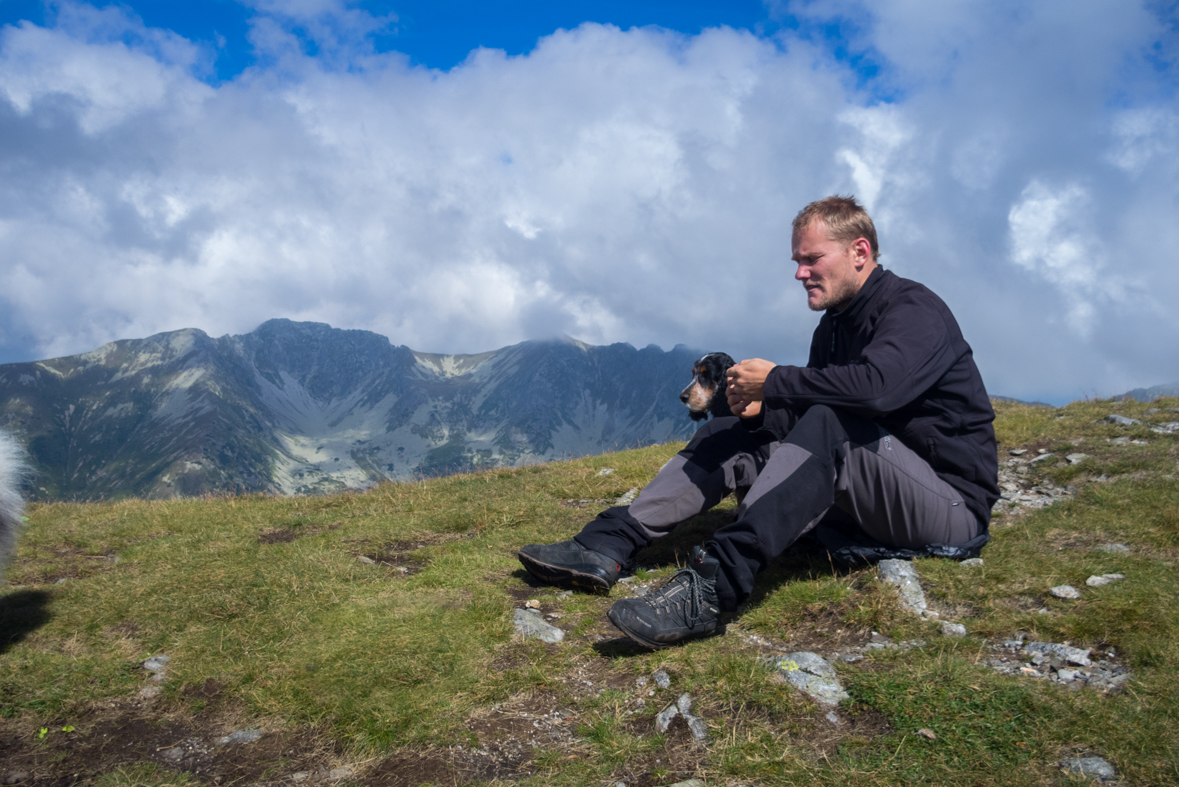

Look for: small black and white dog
[0,430,28,580]
[680,352,736,421]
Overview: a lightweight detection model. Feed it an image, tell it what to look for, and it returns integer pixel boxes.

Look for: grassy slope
[2,398,1178,785]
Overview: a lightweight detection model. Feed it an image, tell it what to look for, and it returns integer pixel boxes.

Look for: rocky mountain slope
[0,320,703,500]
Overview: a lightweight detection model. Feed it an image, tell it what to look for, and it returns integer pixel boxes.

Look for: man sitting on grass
[519,195,1000,650]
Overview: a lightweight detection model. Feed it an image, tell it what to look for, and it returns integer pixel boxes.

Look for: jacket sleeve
[762,289,963,418]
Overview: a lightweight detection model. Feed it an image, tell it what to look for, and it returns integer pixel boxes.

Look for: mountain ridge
[0,320,702,500]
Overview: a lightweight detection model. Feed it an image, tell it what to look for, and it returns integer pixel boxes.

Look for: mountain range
[0,320,703,500]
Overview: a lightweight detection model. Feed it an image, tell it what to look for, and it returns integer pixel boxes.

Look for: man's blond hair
[792,195,880,262]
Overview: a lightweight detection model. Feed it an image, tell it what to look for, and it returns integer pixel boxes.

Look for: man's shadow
[0,589,52,654]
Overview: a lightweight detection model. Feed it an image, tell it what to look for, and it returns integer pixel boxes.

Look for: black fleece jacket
[760,266,1000,528]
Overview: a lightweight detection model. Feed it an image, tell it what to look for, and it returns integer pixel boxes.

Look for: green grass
[3,399,1179,785]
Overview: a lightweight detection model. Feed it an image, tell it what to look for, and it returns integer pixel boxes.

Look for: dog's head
[680,352,736,421]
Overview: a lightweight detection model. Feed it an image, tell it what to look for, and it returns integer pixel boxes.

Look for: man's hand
[726,358,775,418]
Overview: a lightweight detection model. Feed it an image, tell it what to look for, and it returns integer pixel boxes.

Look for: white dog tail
[0,429,30,577]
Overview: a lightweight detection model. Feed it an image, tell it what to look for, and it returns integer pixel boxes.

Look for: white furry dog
[0,429,28,580]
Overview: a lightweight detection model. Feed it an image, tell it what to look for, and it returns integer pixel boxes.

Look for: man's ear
[850,237,873,270]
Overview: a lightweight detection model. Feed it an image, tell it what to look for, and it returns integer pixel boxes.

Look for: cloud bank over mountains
[0,0,1175,404]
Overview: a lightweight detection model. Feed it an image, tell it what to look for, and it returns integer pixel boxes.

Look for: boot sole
[518,552,615,594]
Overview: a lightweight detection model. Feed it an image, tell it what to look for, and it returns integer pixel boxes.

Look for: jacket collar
[828,265,887,324]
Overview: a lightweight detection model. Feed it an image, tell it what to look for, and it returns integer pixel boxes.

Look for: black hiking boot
[607,546,722,649]
[518,540,622,593]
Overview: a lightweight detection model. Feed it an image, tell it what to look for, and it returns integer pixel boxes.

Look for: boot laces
[652,565,713,623]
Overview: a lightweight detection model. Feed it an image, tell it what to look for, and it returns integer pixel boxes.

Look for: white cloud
[0,0,1176,402]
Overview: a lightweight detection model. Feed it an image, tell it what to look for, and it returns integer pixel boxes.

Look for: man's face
[792,221,864,312]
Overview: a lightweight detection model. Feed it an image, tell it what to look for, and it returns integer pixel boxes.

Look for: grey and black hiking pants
[574,405,985,611]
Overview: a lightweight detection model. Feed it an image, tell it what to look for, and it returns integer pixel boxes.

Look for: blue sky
[0,1,783,76]
[0,0,1176,403]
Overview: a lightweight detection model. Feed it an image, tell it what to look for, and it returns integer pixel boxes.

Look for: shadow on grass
[0,589,52,654]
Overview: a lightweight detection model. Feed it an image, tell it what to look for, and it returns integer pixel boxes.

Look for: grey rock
[357,555,375,564]
[878,559,927,613]
[328,768,353,780]
[142,655,170,673]
[160,747,185,762]
[959,558,984,567]
[1028,452,1056,464]
[1,772,30,785]
[655,703,678,733]
[685,714,708,741]
[1107,414,1140,425]
[513,608,565,643]
[1086,573,1125,587]
[290,773,310,783]
[615,487,639,506]
[1065,453,1090,464]
[216,729,263,745]
[1109,436,1131,446]
[766,651,849,706]
[825,711,840,725]
[1096,543,1130,553]
[676,692,693,715]
[653,669,671,689]
[941,622,967,638]
[1009,448,1028,456]
[1049,585,1081,599]
[667,781,705,787]
[1061,756,1117,780]
[596,468,615,476]
[1025,641,1092,667]
[1056,668,1079,682]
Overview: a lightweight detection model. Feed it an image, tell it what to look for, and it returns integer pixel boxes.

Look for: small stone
[513,608,564,643]
[667,781,705,787]
[941,623,967,638]
[524,599,541,609]
[1009,448,1028,456]
[1028,453,1056,464]
[291,773,310,783]
[826,711,840,725]
[2,772,31,785]
[1061,756,1117,780]
[137,686,163,700]
[216,729,263,745]
[597,468,615,476]
[635,676,648,688]
[357,555,375,564]
[917,728,937,740]
[615,487,639,506]
[1049,585,1081,599]
[1108,436,1131,446]
[328,768,353,780]
[1066,453,1090,464]
[959,558,984,567]
[1107,414,1140,426]
[676,693,692,715]
[653,669,671,689]
[1086,573,1125,587]
[1096,543,1130,553]
[160,747,185,762]
[142,655,170,673]
[1057,668,1079,682]
[685,714,708,741]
